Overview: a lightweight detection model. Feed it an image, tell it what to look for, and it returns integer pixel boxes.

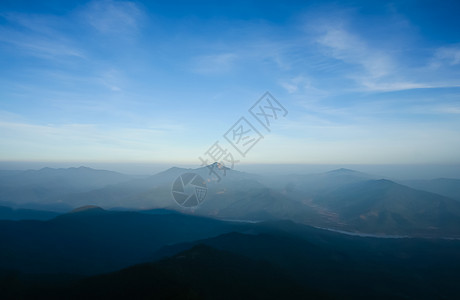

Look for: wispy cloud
[432,45,460,67]
[191,53,238,74]
[0,13,84,59]
[279,76,310,94]
[303,12,460,93]
[310,23,421,93]
[79,0,144,34]
[97,69,124,92]
[316,26,393,79]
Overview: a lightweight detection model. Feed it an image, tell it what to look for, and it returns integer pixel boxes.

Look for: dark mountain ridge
[0,209,247,275]
[4,218,460,300]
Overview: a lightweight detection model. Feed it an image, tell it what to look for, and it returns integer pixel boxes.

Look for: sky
[1,0,460,170]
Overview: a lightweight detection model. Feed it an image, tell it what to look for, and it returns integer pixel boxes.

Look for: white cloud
[433,105,460,114]
[310,23,460,92]
[0,14,84,59]
[80,0,143,34]
[316,26,393,79]
[191,53,238,74]
[432,46,460,67]
[97,69,124,92]
[279,76,315,94]
[354,80,429,92]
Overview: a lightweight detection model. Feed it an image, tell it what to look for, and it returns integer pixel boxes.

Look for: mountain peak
[70,205,105,213]
[208,162,230,170]
[37,167,53,172]
[76,166,92,170]
[372,178,397,186]
[327,168,358,174]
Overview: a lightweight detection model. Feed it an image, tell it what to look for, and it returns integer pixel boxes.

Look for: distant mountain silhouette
[199,186,321,224]
[0,167,133,211]
[0,206,59,221]
[402,178,460,201]
[277,167,377,196]
[313,179,460,236]
[2,165,460,237]
[0,166,131,189]
[69,205,105,214]
[60,163,262,210]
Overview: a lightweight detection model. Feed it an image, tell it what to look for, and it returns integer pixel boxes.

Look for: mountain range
[0,166,134,212]
[1,165,460,237]
[401,178,460,201]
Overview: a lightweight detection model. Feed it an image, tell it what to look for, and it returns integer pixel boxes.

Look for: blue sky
[1,0,460,167]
